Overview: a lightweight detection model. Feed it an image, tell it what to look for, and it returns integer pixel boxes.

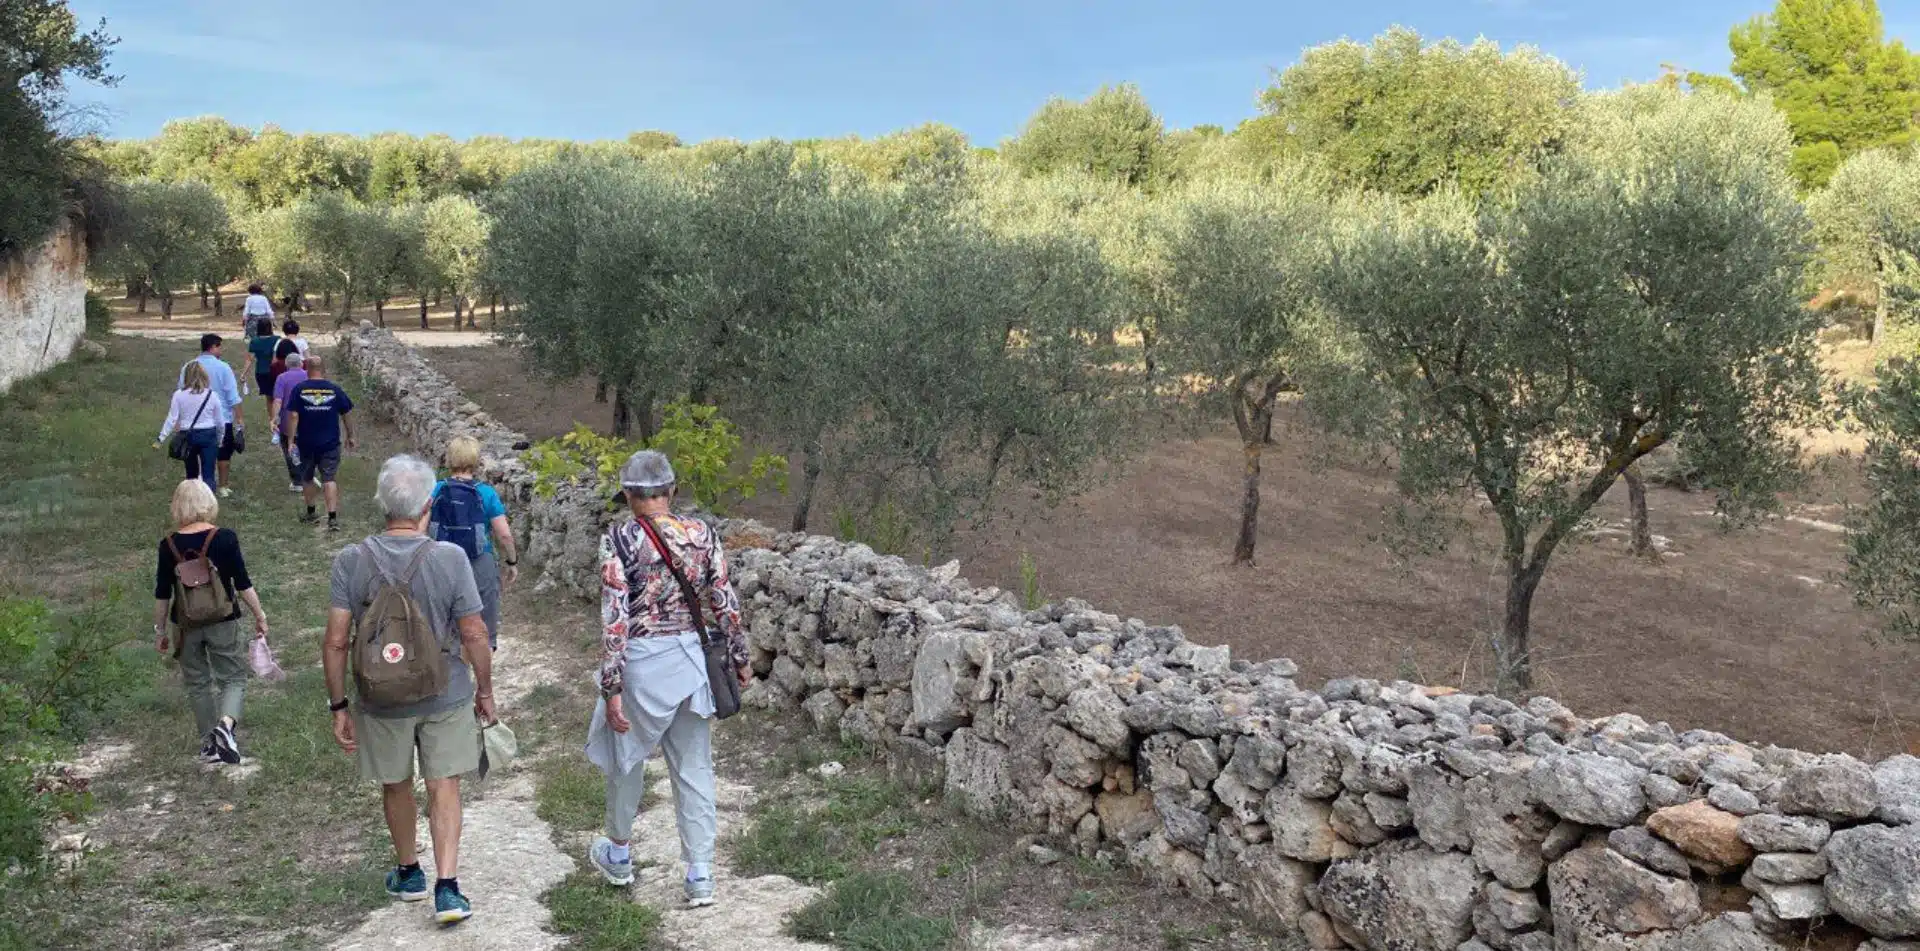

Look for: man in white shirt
[178,334,246,496]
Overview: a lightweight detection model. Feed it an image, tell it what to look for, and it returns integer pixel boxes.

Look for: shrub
[525,401,786,513]
[0,594,137,872]
[83,291,112,336]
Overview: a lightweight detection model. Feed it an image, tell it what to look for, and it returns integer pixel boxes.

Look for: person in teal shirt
[429,436,518,650]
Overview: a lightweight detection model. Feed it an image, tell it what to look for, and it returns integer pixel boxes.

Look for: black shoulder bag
[620,516,742,719]
[168,391,214,461]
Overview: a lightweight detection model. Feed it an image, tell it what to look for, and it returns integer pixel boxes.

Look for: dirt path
[328,634,573,951]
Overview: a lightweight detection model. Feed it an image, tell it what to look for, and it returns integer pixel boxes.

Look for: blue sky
[65,0,1920,145]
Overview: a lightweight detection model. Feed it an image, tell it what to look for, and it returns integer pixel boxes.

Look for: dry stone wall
[0,222,86,393]
[343,324,1920,951]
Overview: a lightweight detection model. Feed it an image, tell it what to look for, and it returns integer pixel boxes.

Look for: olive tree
[835,174,1135,550]
[1806,146,1920,343]
[101,179,238,319]
[487,156,694,438]
[1321,88,1824,695]
[421,195,489,328]
[1845,357,1920,640]
[1157,171,1345,565]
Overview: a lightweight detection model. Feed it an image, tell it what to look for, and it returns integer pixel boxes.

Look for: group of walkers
[146,305,749,927]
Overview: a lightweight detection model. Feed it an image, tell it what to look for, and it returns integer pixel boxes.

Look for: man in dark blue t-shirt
[285,355,358,532]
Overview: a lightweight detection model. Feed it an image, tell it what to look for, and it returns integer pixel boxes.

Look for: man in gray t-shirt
[323,455,495,926]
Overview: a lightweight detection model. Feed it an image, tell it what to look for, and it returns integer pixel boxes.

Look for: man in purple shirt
[268,351,310,493]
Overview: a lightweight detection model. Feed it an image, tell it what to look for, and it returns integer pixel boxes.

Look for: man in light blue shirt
[179,334,245,495]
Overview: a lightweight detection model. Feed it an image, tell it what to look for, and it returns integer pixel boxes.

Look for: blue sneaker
[385,865,428,901]
[588,836,633,886]
[434,881,473,925]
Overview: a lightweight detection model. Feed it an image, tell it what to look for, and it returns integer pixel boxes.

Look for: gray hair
[284,351,304,368]
[376,454,437,520]
[619,450,676,499]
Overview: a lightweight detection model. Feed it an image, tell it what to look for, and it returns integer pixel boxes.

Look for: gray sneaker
[684,874,715,908]
[588,837,633,887]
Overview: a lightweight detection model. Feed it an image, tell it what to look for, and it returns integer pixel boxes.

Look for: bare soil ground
[107,286,502,347]
[423,344,1920,759]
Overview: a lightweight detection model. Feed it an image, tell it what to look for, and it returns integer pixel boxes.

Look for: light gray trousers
[605,697,716,868]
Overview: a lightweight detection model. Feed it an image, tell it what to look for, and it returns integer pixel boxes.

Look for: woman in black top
[153,479,269,765]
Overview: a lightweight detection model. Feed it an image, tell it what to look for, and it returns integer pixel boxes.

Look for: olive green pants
[179,618,248,738]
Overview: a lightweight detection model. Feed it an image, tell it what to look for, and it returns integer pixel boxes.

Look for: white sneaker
[218,487,232,499]
[288,482,302,493]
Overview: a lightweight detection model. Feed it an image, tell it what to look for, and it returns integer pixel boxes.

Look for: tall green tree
[0,0,115,255]
[421,194,490,328]
[1256,27,1579,200]
[101,179,239,319]
[1321,87,1823,695]
[1729,0,1920,189]
[1845,356,1920,641]
[1002,83,1164,187]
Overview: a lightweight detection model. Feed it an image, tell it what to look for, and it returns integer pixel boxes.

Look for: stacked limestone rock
[338,324,610,600]
[348,324,1920,951]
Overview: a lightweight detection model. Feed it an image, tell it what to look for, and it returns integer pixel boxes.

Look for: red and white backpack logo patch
[382,643,406,664]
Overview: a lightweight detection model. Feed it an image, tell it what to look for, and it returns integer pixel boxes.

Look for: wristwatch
[328,697,349,713]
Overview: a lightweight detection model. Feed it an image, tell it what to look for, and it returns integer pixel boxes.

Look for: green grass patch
[788,871,954,951]
[544,871,663,951]
[731,774,921,884]
[535,753,613,834]
[0,337,409,949]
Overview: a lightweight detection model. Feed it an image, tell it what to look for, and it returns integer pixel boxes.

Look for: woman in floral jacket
[582,450,749,908]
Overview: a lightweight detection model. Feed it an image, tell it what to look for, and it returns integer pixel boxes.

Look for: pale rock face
[1548,843,1702,942]
[1776,755,1880,821]
[1736,813,1830,853]
[1826,824,1920,938]
[1530,753,1649,828]
[1318,840,1483,950]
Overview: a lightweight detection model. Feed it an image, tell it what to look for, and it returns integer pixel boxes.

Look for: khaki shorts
[355,704,480,785]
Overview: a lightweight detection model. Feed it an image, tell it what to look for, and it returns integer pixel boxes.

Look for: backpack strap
[397,537,435,584]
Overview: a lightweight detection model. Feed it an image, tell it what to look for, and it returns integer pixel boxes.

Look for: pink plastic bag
[249,635,286,681]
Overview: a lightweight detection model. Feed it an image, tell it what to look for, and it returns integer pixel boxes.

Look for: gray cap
[618,449,676,489]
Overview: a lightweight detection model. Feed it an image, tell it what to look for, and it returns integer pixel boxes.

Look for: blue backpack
[431,480,486,560]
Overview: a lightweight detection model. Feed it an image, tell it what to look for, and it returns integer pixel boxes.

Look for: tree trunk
[611,386,633,438]
[1873,286,1888,345]
[136,282,150,314]
[324,290,333,310]
[1625,466,1653,558]
[1261,412,1276,445]
[420,295,430,329]
[1097,327,1117,347]
[594,378,608,404]
[212,286,224,317]
[452,295,464,328]
[160,292,175,320]
[1233,436,1264,565]
[465,296,477,329]
[125,278,140,301]
[434,288,443,307]
[1497,560,1542,697]
[198,282,210,309]
[790,440,824,533]
[375,298,386,327]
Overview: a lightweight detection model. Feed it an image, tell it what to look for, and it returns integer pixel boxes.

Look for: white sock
[608,842,630,863]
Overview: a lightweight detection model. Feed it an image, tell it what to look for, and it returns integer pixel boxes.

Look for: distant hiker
[268,352,309,493]
[284,355,356,531]
[585,450,749,908]
[177,334,244,497]
[158,361,229,492]
[154,478,268,766]
[241,283,275,336]
[243,318,280,403]
[277,319,310,361]
[429,436,518,651]
[323,454,494,926]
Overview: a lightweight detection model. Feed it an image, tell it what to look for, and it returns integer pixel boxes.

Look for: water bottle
[288,444,301,466]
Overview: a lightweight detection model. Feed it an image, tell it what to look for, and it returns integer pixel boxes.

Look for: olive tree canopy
[1321,86,1823,694]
